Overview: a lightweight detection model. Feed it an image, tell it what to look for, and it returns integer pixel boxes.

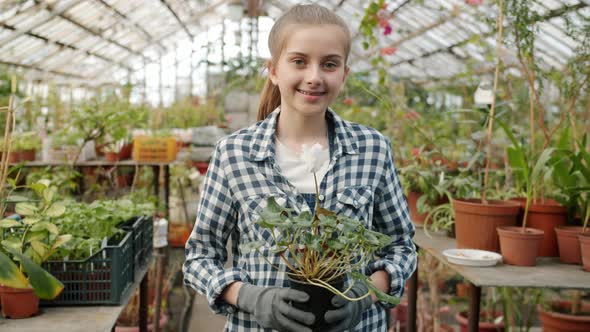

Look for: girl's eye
[293,59,305,65]
[323,62,338,69]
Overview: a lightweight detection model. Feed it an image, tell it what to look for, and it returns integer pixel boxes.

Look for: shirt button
[319,195,325,201]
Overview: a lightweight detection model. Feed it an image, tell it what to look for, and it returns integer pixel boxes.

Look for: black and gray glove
[237,283,315,332]
[323,282,373,332]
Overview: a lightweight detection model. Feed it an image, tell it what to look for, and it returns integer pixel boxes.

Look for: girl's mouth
[297,89,326,96]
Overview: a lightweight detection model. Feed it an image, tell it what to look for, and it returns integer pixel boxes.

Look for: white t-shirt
[274,138,330,194]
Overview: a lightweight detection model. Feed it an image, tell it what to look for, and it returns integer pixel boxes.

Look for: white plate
[442,249,502,267]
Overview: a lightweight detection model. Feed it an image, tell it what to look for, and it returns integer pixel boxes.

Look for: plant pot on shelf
[455,311,505,332]
[453,199,520,252]
[538,301,590,332]
[407,191,427,227]
[579,233,590,272]
[118,143,133,160]
[7,151,19,163]
[288,275,344,332]
[18,149,36,161]
[526,199,567,257]
[497,226,544,266]
[0,286,40,319]
[555,226,586,264]
[105,151,120,162]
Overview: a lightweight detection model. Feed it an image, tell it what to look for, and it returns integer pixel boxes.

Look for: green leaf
[25,231,48,243]
[43,186,56,203]
[239,240,266,254]
[0,218,22,228]
[23,217,41,225]
[1,238,23,250]
[46,203,66,218]
[5,247,64,300]
[30,240,48,259]
[0,250,29,289]
[31,221,59,235]
[52,234,72,250]
[15,202,38,216]
[531,148,555,187]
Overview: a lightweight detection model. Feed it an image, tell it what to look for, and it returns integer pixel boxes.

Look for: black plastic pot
[287,275,344,332]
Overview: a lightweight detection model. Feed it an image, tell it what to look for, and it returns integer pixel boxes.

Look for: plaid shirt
[183,108,416,332]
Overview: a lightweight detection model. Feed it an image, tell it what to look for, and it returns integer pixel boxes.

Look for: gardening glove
[323,281,373,332]
[237,283,315,332]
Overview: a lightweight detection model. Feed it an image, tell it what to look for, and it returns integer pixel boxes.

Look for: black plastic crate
[41,231,134,305]
[119,215,153,276]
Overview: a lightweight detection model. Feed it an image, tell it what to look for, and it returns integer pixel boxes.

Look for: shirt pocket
[336,185,374,224]
[241,192,290,245]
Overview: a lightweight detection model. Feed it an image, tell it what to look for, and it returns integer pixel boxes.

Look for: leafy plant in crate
[240,144,398,331]
[0,179,71,318]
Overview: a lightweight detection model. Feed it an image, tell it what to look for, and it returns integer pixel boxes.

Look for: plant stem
[482,0,505,203]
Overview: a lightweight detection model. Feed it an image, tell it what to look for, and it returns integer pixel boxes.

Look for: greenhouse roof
[0,0,588,87]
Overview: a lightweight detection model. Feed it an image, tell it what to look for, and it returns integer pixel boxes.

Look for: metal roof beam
[0,59,85,79]
[93,0,167,53]
[0,21,133,72]
[33,0,153,63]
[0,0,82,46]
[160,0,194,40]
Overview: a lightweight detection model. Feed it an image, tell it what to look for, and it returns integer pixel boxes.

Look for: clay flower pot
[0,286,40,319]
[514,199,567,257]
[578,233,590,272]
[497,226,544,266]
[538,301,590,332]
[555,226,585,264]
[454,199,520,252]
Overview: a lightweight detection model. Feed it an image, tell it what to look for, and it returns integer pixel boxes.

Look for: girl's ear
[268,61,278,85]
[343,65,350,82]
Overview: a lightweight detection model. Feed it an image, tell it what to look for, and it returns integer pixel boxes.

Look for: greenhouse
[0,0,589,331]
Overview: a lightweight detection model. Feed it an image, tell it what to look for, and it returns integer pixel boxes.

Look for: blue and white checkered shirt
[183,108,416,331]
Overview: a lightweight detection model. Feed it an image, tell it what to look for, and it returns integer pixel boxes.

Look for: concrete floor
[187,293,227,331]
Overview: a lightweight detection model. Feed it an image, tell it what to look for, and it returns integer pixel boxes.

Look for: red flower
[343,98,354,105]
[403,111,421,120]
[378,18,390,28]
[465,0,483,5]
[380,46,397,56]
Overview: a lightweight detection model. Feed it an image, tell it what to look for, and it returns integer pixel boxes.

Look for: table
[407,229,590,332]
[11,160,172,217]
[0,258,152,332]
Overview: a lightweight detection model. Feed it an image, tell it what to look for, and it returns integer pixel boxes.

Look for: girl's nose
[305,66,322,87]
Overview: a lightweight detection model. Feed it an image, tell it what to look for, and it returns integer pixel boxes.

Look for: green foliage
[12,131,42,151]
[161,96,222,129]
[239,197,398,304]
[26,166,81,196]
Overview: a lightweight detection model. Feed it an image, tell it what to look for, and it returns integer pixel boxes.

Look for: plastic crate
[119,215,153,276]
[41,232,134,305]
[132,136,177,162]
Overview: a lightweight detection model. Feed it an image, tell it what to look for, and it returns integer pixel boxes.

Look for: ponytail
[257,77,281,121]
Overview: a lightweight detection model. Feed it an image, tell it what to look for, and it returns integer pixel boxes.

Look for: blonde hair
[257,4,351,121]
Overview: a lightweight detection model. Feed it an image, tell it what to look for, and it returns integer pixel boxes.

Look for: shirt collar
[249,107,358,162]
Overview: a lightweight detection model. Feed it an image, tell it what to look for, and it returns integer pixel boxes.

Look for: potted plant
[13,131,41,161]
[0,179,71,318]
[537,289,590,332]
[496,121,550,266]
[240,143,398,330]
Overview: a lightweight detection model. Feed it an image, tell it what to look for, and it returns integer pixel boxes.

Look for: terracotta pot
[105,151,120,162]
[18,149,36,161]
[555,226,585,264]
[193,161,210,175]
[579,233,590,272]
[115,314,168,332]
[8,151,19,163]
[525,199,568,257]
[456,282,469,298]
[455,311,505,332]
[538,301,590,332]
[168,223,192,248]
[497,226,544,266]
[453,199,520,252]
[118,143,133,160]
[408,191,427,226]
[0,286,40,319]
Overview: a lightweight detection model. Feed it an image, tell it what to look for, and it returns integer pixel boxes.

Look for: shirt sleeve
[183,141,251,315]
[365,137,416,308]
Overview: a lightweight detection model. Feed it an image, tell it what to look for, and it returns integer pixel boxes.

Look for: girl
[183,4,416,332]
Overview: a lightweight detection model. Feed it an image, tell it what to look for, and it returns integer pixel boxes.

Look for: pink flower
[343,98,354,105]
[465,0,483,5]
[378,18,390,28]
[380,47,397,56]
[383,25,392,35]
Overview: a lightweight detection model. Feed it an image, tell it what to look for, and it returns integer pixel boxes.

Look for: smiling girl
[183,4,416,332]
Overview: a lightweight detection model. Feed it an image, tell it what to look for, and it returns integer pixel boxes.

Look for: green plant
[240,144,397,304]
[12,131,41,151]
[500,287,543,332]
[0,180,71,300]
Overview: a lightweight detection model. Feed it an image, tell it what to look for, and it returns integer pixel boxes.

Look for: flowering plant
[240,144,398,304]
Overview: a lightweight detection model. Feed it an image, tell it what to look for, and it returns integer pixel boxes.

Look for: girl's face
[269,24,350,118]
